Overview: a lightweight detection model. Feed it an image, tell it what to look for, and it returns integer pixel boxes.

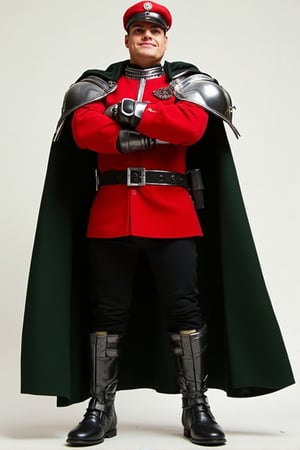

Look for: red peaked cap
[123,1,172,31]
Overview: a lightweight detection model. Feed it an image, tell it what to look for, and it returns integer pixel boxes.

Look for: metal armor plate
[172,74,240,138]
[53,76,117,141]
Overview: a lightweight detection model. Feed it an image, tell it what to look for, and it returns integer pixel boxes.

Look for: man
[21,1,294,448]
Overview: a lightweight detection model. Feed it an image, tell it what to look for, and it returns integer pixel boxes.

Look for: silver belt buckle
[127,167,146,186]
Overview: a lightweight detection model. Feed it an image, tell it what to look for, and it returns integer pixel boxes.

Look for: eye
[151,27,163,34]
[132,27,144,34]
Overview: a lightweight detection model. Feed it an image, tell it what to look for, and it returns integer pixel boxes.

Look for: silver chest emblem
[143,2,153,10]
[153,86,174,100]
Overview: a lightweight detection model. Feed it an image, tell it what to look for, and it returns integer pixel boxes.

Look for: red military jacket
[71,68,208,238]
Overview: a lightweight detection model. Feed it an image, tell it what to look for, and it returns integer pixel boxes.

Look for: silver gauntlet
[117,130,156,154]
[105,99,148,129]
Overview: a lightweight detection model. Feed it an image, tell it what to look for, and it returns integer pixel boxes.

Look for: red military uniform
[21,2,295,448]
[71,70,208,238]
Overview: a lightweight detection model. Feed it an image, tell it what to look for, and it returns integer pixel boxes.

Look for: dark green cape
[21,60,295,406]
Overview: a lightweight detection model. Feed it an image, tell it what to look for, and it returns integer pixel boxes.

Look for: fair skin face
[125,21,168,68]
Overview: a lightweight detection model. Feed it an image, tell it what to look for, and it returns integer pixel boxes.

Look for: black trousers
[88,236,204,334]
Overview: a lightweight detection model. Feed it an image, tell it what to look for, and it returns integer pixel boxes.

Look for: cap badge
[143,2,153,11]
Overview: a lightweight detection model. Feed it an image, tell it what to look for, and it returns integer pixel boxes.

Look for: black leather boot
[169,326,226,446]
[66,333,121,446]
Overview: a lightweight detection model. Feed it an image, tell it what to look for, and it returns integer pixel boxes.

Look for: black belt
[98,168,189,188]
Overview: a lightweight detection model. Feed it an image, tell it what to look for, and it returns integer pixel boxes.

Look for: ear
[124,35,129,48]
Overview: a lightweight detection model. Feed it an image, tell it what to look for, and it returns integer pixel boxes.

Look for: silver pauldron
[53,76,117,141]
[172,74,240,138]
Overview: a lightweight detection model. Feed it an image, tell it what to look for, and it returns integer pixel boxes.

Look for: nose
[142,29,152,40]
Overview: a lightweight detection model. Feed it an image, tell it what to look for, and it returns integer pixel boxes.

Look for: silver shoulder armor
[53,76,117,141]
[172,74,240,138]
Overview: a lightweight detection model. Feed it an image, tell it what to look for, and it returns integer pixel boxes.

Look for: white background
[1,0,299,449]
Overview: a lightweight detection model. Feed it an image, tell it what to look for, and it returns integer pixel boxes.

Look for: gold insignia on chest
[152,86,174,100]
